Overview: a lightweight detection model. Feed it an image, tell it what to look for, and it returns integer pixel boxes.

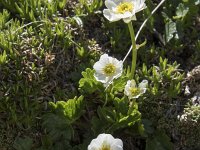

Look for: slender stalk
[123,0,166,62]
[127,22,137,78]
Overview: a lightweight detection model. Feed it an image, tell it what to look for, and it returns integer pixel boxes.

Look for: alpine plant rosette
[124,79,148,99]
[88,133,123,150]
[93,54,123,87]
[103,0,146,23]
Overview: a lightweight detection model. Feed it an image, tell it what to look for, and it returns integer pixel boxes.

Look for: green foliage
[13,137,33,150]
[139,57,184,98]
[49,96,85,123]
[92,102,141,134]
[75,0,103,15]
[78,68,143,145]
[0,0,199,149]
[79,68,102,94]
[174,3,189,19]
[112,75,129,93]
[42,96,85,149]
[0,50,7,64]
[0,0,68,21]
[162,0,199,48]
[146,131,173,150]
[165,19,177,43]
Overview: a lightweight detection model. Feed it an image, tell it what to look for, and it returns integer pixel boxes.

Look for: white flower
[88,133,123,150]
[103,0,146,23]
[124,79,148,99]
[93,54,123,87]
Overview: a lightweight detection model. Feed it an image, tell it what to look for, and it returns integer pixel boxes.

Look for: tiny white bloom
[88,133,123,150]
[103,0,146,23]
[124,79,148,99]
[93,54,123,87]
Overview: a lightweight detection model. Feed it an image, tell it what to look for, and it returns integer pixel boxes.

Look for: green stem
[127,22,137,78]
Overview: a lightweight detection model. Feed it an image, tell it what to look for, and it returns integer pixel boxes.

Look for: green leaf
[91,107,116,134]
[13,137,33,150]
[112,75,129,92]
[0,50,7,65]
[92,105,141,134]
[113,97,129,116]
[79,68,101,93]
[146,131,173,150]
[91,116,111,134]
[97,107,116,123]
[108,105,141,132]
[142,119,154,135]
[165,19,177,43]
[174,3,189,19]
[42,113,73,141]
[49,96,85,123]
[43,96,85,142]
[64,96,85,123]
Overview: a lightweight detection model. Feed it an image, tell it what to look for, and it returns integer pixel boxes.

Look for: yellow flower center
[103,63,116,76]
[100,143,111,150]
[129,87,140,96]
[116,2,134,14]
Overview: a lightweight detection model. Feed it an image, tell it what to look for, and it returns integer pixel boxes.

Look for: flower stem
[127,21,137,78]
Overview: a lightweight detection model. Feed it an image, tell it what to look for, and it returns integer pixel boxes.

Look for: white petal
[124,80,132,96]
[120,11,133,18]
[105,0,117,11]
[88,144,99,150]
[99,54,109,63]
[109,57,120,66]
[135,4,146,13]
[104,134,115,143]
[94,73,107,83]
[124,0,134,2]
[131,93,142,99]
[115,63,123,75]
[103,76,114,87]
[93,62,104,74]
[123,14,137,23]
[111,145,123,150]
[117,60,123,69]
[125,80,131,88]
[88,139,102,150]
[124,88,130,97]
[109,0,122,5]
[134,0,146,13]
[140,88,147,94]
[130,80,137,88]
[112,72,122,80]
[113,138,123,146]
[111,139,123,150]
[138,80,148,89]
[103,9,122,22]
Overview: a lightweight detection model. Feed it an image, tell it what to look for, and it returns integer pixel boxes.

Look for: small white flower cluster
[93,54,148,99]
[103,0,146,23]
[88,133,123,150]
[92,0,148,98]
[88,1,148,149]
